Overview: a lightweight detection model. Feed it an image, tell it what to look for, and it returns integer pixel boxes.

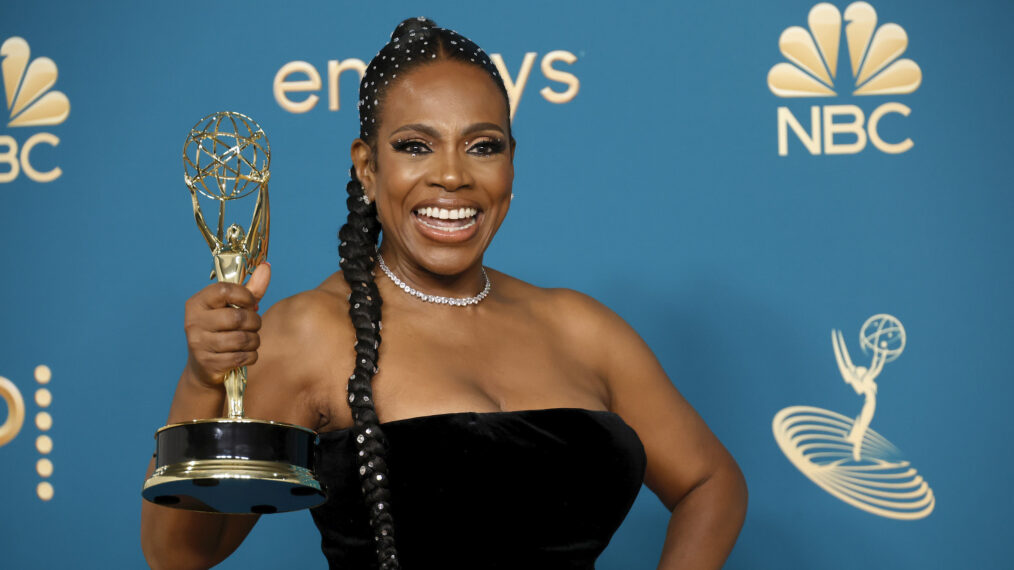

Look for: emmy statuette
[142,112,325,514]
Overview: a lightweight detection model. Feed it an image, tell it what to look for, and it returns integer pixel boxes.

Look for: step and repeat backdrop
[1,0,1011,568]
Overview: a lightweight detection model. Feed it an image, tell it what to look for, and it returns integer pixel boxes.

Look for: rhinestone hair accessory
[377,253,490,306]
[356,17,507,141]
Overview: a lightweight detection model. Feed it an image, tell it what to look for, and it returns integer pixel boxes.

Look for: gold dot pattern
[35,434,52,454]
[34,365,51,384]
[35,411,52,431]
[35,365,52,501]
[35,388,51,407]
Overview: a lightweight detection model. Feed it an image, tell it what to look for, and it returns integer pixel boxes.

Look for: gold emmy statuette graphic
[772,314,934,520]
[142,111,325,514]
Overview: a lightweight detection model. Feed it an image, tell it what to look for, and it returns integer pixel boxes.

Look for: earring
[361,194,372,206]
[510,193,515,200]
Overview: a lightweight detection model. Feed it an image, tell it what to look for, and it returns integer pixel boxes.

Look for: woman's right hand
[183,262,271,389]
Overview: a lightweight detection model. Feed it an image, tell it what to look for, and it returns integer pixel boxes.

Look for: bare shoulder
[491,268,613,316]
[488,269,635,369]
[260,272,351,346]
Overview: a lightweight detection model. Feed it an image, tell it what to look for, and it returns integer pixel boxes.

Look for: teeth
[417,216,478,232]
[415,207,478,220]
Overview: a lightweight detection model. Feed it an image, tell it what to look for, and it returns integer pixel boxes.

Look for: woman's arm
[563,291,748,569]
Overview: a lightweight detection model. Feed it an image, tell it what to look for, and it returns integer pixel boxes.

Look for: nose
[428,147,472,192]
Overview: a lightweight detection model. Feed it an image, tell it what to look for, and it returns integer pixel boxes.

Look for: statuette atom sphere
[183,111,270,202]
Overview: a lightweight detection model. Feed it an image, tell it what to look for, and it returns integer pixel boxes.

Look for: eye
[468,137,506,156]
[391,139,431,156]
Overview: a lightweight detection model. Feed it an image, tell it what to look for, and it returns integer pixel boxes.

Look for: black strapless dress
[310,407,647,569]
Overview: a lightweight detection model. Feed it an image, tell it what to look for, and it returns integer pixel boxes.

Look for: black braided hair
[336,16,511,570]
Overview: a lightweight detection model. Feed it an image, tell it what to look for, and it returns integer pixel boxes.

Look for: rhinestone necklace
[376,253,491,306]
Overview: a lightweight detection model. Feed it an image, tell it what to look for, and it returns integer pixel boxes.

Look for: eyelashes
[390,137,506,157]
[471,138,506,156]
[391,139,430,155]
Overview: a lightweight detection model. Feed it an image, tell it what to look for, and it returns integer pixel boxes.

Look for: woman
[141,17,747,570]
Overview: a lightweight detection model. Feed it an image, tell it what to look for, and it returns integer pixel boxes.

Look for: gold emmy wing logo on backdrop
[0,36,69,183]
[772,315,935,520]
[768,2,921,156]
[0,366,56,501]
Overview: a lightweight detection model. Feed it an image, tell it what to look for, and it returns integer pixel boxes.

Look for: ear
[509,136,517,161]
[350,138,376,201]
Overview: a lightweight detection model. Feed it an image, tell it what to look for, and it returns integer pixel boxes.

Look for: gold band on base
[146,459,321,488]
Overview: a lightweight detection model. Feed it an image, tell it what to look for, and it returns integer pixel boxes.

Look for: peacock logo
[1,37,69,128]
[768,2,921,97]
[767,3,921,156]
[0,36,68,183]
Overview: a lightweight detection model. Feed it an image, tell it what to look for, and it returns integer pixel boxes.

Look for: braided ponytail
[335,16,512,568]
[337,167,399,570]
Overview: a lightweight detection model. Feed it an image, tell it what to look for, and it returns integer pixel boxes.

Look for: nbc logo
[0,36,69,183]
[767,2,921,156]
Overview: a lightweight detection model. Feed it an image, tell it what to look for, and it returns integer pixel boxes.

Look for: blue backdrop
[1,0,1011,567]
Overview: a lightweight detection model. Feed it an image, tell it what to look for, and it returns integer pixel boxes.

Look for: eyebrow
[389,122,505,139]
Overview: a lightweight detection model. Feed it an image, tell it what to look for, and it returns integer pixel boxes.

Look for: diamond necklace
[376,253,491,306]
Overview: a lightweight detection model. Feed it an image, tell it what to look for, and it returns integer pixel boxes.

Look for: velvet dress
[310,407,647,569]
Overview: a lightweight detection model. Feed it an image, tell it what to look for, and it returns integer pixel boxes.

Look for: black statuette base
[142,419,326,514]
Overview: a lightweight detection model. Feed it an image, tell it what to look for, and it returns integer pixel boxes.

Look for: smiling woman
[141,16,747,570]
